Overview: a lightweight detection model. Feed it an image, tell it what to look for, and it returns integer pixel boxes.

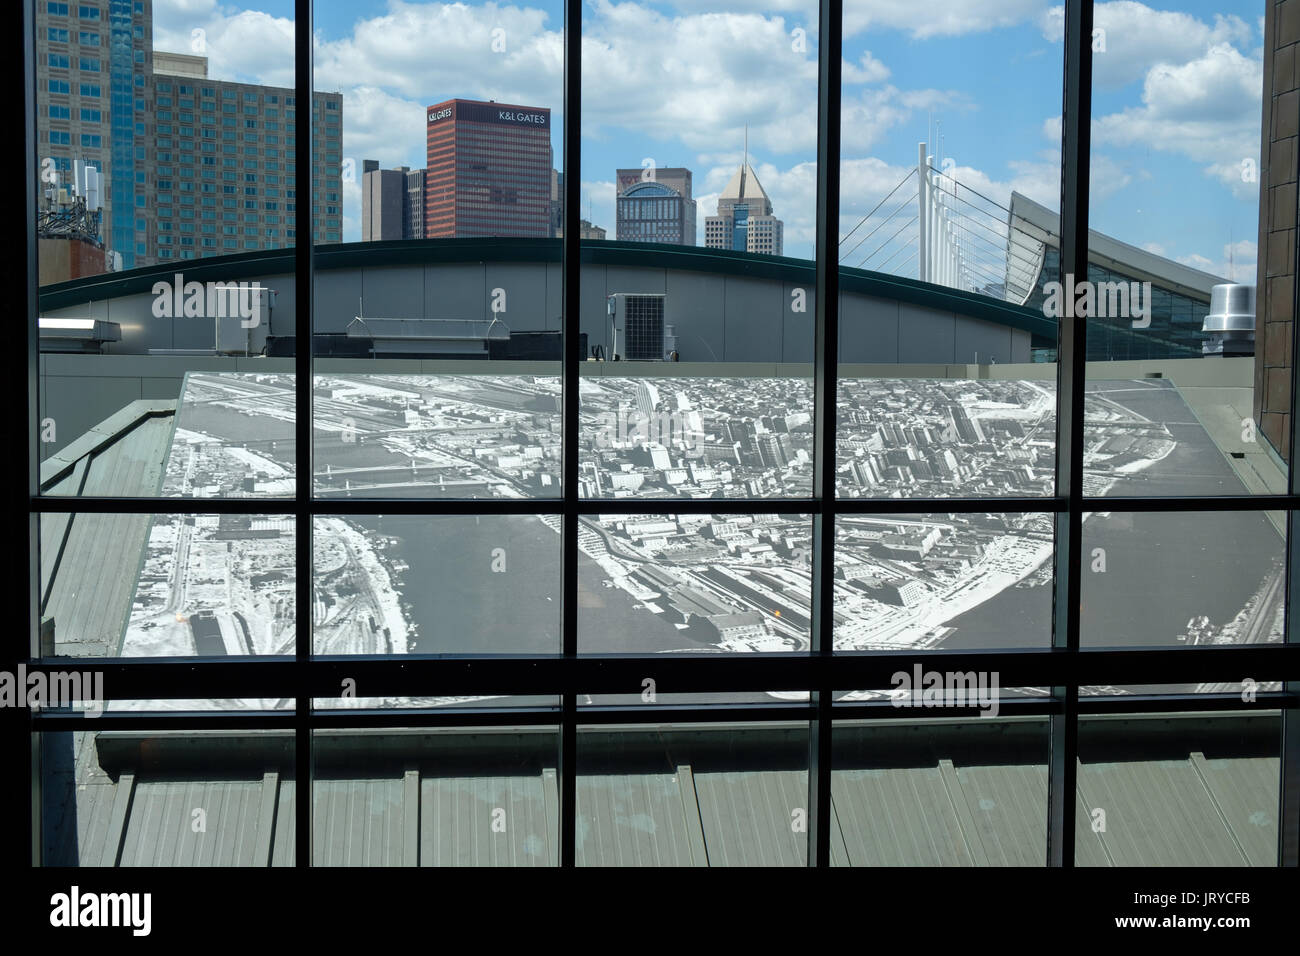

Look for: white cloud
[1091,43,1262,197]
[842,50,890,85]
[1039,2,1254,90]
[844,0,1043,39]
[1176,239,1256,283]
[155,6,296,88]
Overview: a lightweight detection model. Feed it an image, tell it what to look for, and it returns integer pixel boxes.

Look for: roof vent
[1202,283,1255,357]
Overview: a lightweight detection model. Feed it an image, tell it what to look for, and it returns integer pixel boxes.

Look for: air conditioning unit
[607,292,669,360]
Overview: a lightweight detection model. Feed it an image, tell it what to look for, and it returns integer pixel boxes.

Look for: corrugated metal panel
[39,407,174,657]
[272,778,295,866]
[42,731,119,866]
[119,780,265,866]
[313,777,406,867]
[421,775,553,866]
[576,771,701,866]
[1077,758,1251,866]
[78,413,171,497]
[692,770,808,866]
[950,763,1048,866]
[42,512,152,656]
[832,766,974,866]
[1191,754,1278,866]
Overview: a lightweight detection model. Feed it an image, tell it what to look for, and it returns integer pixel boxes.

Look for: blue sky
[156,0,1264,281]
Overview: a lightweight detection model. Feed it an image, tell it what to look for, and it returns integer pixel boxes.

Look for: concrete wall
[42,261,1032,366]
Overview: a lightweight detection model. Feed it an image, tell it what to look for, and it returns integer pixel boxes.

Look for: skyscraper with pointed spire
[704,129,784,256]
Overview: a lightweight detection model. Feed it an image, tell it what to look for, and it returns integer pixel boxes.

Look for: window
[21,0,1300,879]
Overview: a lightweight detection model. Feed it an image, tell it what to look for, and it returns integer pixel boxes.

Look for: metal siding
[897,304,957,363]
[692,769,809,866]
[1077,758,1252,866]
[425,263,486,321]
[832,766,974,866]
[421,774,552,866]
[723,278,783,363]
[839,293,900,364]
[575,771,699,866]
[360,265,426,322]
[312,777,405,867]
[662,269,725,363]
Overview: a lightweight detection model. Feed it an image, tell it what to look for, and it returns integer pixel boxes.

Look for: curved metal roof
[37,238,1056,340]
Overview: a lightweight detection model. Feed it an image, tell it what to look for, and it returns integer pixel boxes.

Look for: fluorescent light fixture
[39,317,98,331]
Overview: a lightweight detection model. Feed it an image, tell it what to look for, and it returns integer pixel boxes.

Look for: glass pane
[832,716,1049,866]
[1076,711,1280,866]
[42,729,296,867]
[1081,509,1285,652]
[577,512,813,654]
[36,1,301,494]
[39,510,296,660]
[313,513,561,656]
[835,512,1055,650]
[1083,1,1284,495]
[577,723,808,866]
[837,0,1064,497]
[579,2,816,498]
[312,727,558,867]
[312,0,564,498]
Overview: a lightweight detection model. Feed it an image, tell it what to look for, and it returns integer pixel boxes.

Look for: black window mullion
[808,0,842,869]
[1048,0,1093,869]
[14,0,39,868]
[293,0,314,869]
[560,0,582,869]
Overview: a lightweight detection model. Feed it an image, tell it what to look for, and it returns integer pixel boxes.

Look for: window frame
[12,0,1300,869]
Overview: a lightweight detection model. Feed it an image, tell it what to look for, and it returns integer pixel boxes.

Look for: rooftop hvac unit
[607,292,669,360]
[1202,283,1255,357]
[214,285,274,355]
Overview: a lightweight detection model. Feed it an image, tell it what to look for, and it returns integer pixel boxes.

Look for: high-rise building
[36,5,342,270]
[550,168,563,236]
[636,381,662,423]
[150,54,342,261]
[362,162,409,241]
[705,163,783,256]
[615,167,696,245]
[37,0,154,269]
[404,168,426,240]
[424,99,553,238]
[361,161,427,241]
[946,404,985,444]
